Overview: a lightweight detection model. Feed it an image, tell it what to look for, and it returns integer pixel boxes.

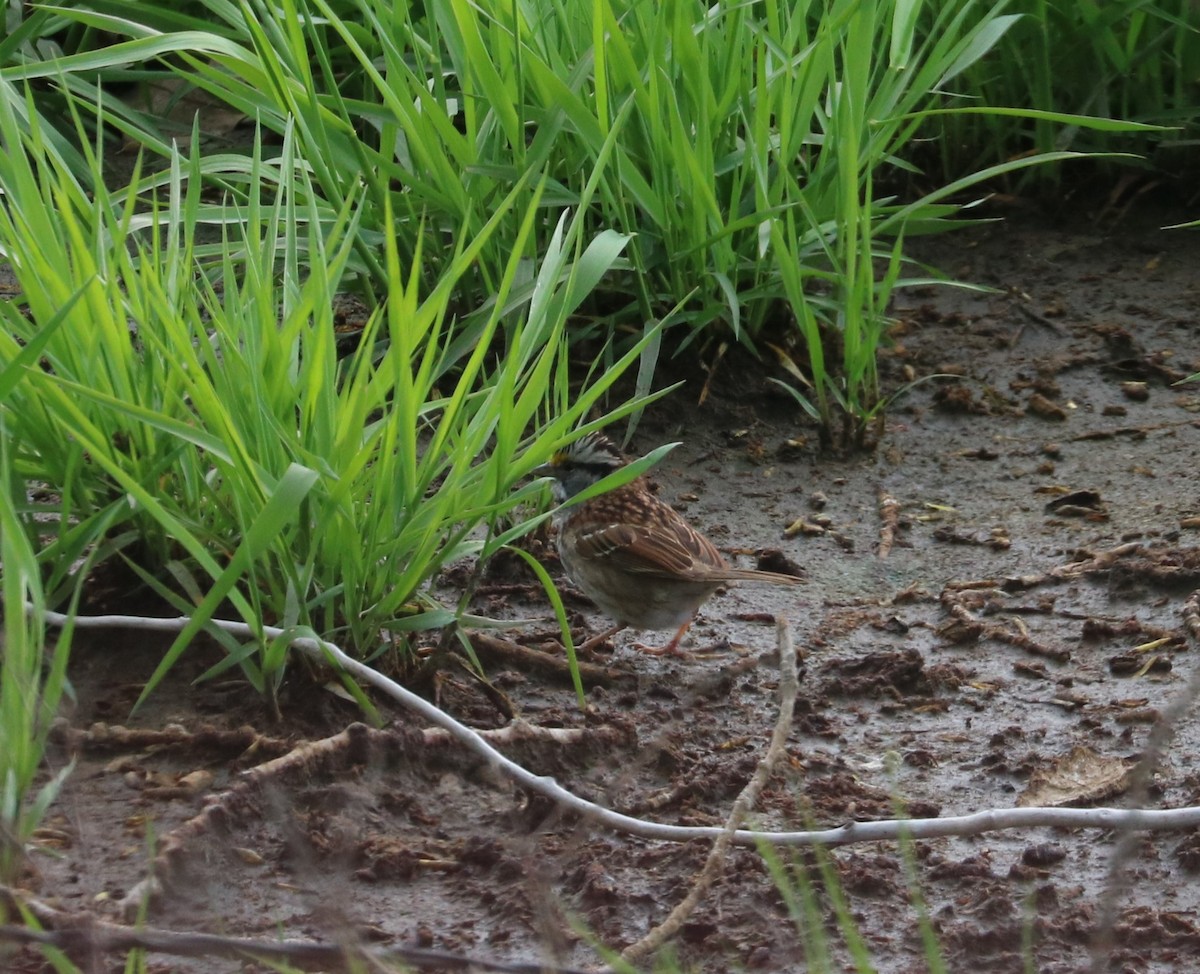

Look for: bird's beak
[531,462,556,479]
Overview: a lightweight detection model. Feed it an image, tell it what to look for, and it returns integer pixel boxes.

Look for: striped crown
[551,431,626,471]
[542,431,628,502]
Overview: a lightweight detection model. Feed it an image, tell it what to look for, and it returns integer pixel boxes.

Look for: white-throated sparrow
[536,431,801,655]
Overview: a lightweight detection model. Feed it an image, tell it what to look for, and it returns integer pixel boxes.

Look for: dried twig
[876,487,900,559]
[468,631,628,685]
[619,617,798,964]
[48,720,293,758]
[1070,420,1200,442]
[1184,589,1200,645]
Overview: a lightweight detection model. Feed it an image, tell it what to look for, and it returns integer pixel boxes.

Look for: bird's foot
[631,621,692,657]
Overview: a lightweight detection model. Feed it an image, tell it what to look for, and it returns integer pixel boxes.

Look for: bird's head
[535,431,627,503]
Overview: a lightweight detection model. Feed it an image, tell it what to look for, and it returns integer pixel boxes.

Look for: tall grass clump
[9,0,1159,449]
[0,86,658,709]
[742,0,1146,444]
[938,0,1200,181]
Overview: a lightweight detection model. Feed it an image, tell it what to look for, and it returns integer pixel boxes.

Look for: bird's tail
[707,568,802,585]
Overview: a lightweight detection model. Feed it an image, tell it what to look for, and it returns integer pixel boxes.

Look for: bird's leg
[633,621,692,657]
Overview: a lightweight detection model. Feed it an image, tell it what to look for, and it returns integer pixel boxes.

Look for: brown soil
[12,200,1200,973]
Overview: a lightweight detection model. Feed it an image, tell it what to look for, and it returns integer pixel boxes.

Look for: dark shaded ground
[13,199,1200,973]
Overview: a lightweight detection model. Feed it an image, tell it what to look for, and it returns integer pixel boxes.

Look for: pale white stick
[35,607,1200,847]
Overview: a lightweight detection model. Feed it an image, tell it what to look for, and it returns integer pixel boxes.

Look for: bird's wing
[573,510,728,580]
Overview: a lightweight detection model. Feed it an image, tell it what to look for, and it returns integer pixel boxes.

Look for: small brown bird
[536,431,801,655]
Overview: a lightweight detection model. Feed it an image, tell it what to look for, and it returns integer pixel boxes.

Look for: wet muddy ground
[12,199,1200,973]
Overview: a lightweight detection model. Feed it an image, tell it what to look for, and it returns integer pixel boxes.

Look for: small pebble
[1120,381,1149,401]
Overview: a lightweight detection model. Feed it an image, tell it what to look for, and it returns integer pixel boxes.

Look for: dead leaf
[1017,745,1133,807]
[1027,392,1068,420]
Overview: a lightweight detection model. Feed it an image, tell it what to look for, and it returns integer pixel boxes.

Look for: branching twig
[32,608,1200,850]
[619,618,798,964]
[939,588,1069,662]
[991,541,1143,591]
[118,722,384,917]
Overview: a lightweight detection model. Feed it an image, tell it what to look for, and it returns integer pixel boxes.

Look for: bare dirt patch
[13,201,1200,973]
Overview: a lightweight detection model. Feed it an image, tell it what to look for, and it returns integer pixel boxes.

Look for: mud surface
[14,202,1200,973]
